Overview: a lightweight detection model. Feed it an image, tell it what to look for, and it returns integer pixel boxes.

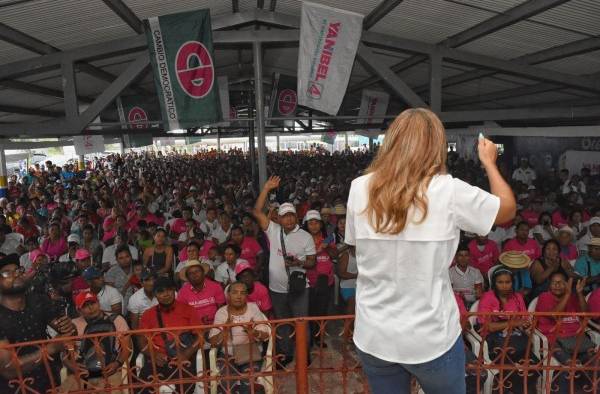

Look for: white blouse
[345,173,499,363]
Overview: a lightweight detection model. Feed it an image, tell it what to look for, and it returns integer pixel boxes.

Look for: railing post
[295,319,309,394]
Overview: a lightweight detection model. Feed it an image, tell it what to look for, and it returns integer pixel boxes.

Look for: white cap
[558,226,574,235]
[67,234,81,244]
[304,210,321,222]
[589,217,600,226]
[278,202,296,216]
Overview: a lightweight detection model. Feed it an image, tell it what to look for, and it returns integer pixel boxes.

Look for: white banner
[73,135,105,156]
[356,89,389,138]
[561,150,600,175]
[218,76,230,126]
[297,2,363,115]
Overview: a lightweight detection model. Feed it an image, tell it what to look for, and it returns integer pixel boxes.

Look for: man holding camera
[253,176,316,366]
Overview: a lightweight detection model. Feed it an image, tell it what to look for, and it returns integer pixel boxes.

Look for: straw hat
[587,237,600,248]
[333,204,346,215]
[499,251,531,269]
[179,259,210,282]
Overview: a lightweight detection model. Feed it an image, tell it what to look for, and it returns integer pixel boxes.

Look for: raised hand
[477,137,498,168]
[263,176,281,192]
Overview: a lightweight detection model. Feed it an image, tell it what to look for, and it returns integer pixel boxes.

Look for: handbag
[280,227,306,294]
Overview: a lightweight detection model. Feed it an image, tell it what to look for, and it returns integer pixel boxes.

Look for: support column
[119,136,125,155]
[276,135,280,152]
[253,41,267,189]
[345,132,349,150]
[78,154,85,171]
[0,146,6,198]
[217,128,221,153]
[429,50,442,113]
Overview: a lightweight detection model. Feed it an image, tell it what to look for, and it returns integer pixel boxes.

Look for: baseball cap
[75,249,91,260]
[82,266,102,281]
[278,202,296,216]
[235,261,253,277]
[29,249,48,263]
[67,234,81,244]
[75,291,98,309]
[304,210,321,222]
[589,217,600,226]
[140,269,154,281]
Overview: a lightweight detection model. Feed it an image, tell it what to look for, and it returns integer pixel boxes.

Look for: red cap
[75,248,91,260]
[75,291,98,309]
[234,260,253,276]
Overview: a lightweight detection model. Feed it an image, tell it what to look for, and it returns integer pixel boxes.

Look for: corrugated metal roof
[531,0,600,36]
[539,49,600,74]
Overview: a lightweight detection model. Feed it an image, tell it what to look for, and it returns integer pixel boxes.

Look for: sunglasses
[0,267,25,279]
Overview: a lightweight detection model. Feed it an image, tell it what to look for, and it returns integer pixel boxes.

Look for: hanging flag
[217,76,231,127]
[356,89,389,138]
[73,135,105,156]
[297,2,363,115]
[321,129,337,145]
[146,9,221,130]
[117,96,160,148]
[269,73,298,123]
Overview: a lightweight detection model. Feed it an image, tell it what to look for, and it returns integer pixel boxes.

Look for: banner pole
[253,41,268,190]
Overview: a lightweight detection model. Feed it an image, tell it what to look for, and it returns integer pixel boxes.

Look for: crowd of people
[0,147,597,393]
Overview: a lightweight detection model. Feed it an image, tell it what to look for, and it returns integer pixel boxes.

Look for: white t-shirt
[214,259,248,285]
[208,303,270,355]
[339,252,358,289]
[97,285,123,314]
[345,173,499,364]
[102,244,138,266]
[512,167,536,185]
[266,222,316,293]
[127,288,158,316]
[0,233,22,255]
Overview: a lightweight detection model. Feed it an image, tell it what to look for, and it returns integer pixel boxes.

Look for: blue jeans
[357,336,466,394]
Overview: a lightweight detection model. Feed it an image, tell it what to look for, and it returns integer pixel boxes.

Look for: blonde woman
[345,108,516,394]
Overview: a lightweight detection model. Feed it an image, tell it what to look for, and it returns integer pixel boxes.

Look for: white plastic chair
[209,336,274,394]
[462,300,496,394]
[136,349,205,393]
[487,264,503,286]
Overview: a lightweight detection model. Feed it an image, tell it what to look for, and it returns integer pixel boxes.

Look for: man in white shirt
[101,230,138,267]
[253,177,316,365]
[83,266,123,315]
[0,228,23,256]
[512,158,536,186]
[127,270,157,329]
[449,243,483,307]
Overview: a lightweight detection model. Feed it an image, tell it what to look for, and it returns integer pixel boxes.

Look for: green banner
[146,9,221,130]
[269,73,298,124]
[117,96,159,148]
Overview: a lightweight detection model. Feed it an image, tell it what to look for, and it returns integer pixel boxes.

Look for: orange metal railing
[0,313,599,393]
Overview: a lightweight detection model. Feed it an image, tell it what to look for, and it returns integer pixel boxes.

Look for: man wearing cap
[253,176,316,364]
[512,158,536,186]
[177,260,225,324]
[127,270,158,330]
[59,233,81,262]
[62,291,130,391]
[83,266,123,315]
[578,217,600,255]
[138,277,201,392]
[235,261,273,316]
[574,238,600,292]
[0,254,75,393]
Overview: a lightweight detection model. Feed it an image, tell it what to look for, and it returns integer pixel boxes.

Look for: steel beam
[232,0,239,13]
[350,0,570,93]
[439,105,600,123]
[75,54,150,133]
[363,0,405,30]
[269,0,277,12]
[0,105,62,118]
[429,51,442,113]
[253,41,267,189]
[0,22,58,54]
[356,43,426,107]
[101,0,144,34]
[445,83,560,108]
[0,80,93,103]
[61,60,78,121]
[212,29,298,43]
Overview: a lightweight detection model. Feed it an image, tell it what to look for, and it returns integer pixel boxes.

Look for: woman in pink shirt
[304,210,337,347]
[478,268,535,393]
[230,226,263,273]
[40,222,67,262]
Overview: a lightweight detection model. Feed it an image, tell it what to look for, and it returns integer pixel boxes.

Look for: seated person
[62,292,130,392]
[530,239,578,298]
[209,282,270,394]
[574,238,600,292]
[503,222,541,262]
[449,243,483,308]
[557,226,578,265]
[497,251,533,300]
[467,234,499,279]
[535,273,594,393]
[232,261,272,317]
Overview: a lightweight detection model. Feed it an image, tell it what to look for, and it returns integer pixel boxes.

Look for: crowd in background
[0,147,598,393]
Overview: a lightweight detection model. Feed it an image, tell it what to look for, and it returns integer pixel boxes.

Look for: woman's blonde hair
[365,108,447,234]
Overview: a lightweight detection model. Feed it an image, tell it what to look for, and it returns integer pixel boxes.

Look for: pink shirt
[503,238,541,261]
[535,292,581,341]
[170,218,188,235]
[71,276,90,303]
[307,250,335,287]
[239,237,262,270]
[247,281,272,313]
[560,244,578,262]
[552,211,569,228]
[468,239,500,276]
[176,280,225,325]
[477,290,527,326]
[521,209,539,227]
[199,239,216,258]
[40,237,67,261]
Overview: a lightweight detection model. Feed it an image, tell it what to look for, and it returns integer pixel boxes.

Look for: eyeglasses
[0,267,25,279]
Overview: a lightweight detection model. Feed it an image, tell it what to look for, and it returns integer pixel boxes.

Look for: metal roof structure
[0,0,598,137]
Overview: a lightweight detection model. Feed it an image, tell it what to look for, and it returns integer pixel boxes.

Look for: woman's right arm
[478,138,517,225]
[337,250,357,280]
[530,260,554,285]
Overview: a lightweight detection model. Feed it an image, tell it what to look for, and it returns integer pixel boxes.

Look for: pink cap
[29,249,48,263]
[234,260,253,276]
[75,248,91,260]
